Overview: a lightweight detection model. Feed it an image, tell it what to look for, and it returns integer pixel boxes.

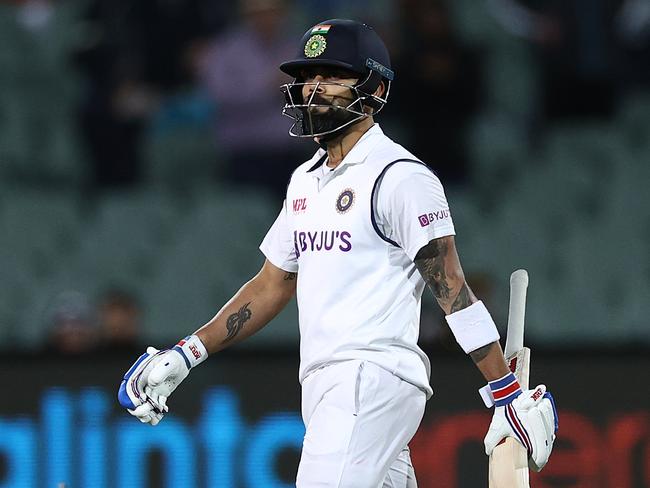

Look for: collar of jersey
[308,123,383,178]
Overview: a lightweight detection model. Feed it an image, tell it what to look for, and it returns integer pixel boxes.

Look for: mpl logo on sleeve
[418,208,451,227]
[292,198,307,214]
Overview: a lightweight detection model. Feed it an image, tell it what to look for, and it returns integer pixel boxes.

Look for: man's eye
[299,68,352,81]
[332,70,356,80]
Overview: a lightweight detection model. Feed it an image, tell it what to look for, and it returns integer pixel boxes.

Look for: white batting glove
[117,335,208,425]
[117,346,167,425]
[484,373,559,471]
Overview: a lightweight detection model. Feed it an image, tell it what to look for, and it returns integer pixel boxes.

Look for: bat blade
[488,269,531,488]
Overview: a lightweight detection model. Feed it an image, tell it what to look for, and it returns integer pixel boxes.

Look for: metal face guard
[280,76,390,138]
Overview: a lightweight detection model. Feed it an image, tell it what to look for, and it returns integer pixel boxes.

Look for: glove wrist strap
[173,335,208,369]
[488,372,522,407]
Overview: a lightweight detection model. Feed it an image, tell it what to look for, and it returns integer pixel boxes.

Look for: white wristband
[173,334,209,369]
[445,301,500,354]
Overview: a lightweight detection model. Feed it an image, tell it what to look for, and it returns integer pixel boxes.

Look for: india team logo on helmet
[336,188,355,214]
[304,34,327,58]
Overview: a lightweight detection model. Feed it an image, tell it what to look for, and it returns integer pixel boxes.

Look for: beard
[301,93,362,137]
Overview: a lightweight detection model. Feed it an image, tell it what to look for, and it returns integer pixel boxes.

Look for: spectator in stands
[194,0,311,195]
[74,0,227,189]
[387,0,482,185]
[614,0,650,90]
[45,291,98,355]
[96,288,142,353]
[487,0,620,122]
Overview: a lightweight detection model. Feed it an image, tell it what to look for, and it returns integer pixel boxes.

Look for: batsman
[119,19,558,486]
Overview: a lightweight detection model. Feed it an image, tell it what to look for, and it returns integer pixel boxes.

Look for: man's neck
[320,118,375,169]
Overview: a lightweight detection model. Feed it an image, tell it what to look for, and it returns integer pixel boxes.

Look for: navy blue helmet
[280,19,394,139]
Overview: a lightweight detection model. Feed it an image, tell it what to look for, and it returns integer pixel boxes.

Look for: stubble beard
[303,93,360,136]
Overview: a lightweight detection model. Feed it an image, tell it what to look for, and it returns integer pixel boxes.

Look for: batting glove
[117,335,208,425]
[484,373,559,471]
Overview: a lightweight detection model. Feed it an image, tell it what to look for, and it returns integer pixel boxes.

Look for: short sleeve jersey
[260,124,454,397]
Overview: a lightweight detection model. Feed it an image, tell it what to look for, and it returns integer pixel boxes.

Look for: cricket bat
[488,269,531,488]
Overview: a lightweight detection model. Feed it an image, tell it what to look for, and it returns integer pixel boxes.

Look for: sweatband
[445,300,500,354]
[173,335,209,369]
[488,372,522,407]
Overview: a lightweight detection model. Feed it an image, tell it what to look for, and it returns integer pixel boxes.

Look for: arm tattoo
[415,237,477,314]
[283,272,297,281]
[222,302,252,344]
[450,283,473,313]
[469,342,496,364]
[415,239,451,300]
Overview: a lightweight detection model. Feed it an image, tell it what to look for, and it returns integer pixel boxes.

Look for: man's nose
[306,75,326,94]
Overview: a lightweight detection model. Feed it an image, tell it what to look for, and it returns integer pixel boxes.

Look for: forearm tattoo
[469,342,495,364]
[222,302,252,344]
[450,283,473,313]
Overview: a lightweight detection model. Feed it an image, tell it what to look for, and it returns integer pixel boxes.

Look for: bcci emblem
[304,34,327,58]
[336,188,355,214]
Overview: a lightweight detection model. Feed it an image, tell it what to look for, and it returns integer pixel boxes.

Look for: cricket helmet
[279,19,394,140]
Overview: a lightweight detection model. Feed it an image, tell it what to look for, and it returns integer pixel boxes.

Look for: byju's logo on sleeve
[418,209,451,227]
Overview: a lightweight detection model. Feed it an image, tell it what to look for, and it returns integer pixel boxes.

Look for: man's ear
[373,81,386,99]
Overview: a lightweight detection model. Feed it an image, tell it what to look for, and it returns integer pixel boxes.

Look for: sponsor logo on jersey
[304,34,327,58]
[418,209,451,227]
[292,197,307,214]
[293,230,352,258]
[335,188,355,214]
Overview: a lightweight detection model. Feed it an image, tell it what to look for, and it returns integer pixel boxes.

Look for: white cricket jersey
[260,124,455,398]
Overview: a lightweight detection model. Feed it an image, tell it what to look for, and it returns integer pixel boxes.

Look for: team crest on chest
[335,188,355,214]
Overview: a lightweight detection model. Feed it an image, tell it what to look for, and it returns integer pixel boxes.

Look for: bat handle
[505,269,528,357]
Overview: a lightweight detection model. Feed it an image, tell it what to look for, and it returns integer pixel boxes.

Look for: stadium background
[0,0,648,486]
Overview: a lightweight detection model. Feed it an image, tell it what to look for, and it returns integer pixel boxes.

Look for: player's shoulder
[370,138,440,188]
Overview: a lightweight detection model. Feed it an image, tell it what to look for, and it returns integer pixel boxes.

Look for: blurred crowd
[68,0,484,192]
[2,0,650,353]
[3,0,649,196]
[41,267,503,358]
[489,0,650,120]
[0,0,481,194]
[44,287,142,355]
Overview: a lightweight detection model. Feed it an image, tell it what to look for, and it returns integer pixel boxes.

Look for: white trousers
[296,360,427,488]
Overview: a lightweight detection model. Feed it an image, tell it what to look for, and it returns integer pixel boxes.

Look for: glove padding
[117,346,190,425]
[484,384,558,471]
